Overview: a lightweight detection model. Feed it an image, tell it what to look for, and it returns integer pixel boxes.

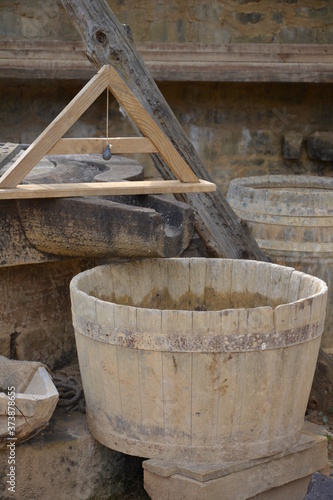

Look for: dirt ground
[306,409,333,474]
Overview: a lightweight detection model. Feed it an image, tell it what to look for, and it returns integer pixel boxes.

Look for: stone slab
[143,422,329,500]
[307,131,333,161]
[0,407,149,500]
[282,131,303,160]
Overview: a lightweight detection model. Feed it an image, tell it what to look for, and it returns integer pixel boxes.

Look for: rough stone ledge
[143,421,330,500]
[0,407,149,500]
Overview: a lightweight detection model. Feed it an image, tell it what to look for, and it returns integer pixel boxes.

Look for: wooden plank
[2,40,333,62]
[0,40,86,59]
[116,345,142,435]
[191,352,219,447]
[108,67,199,183]
[161,352,192,447]
[0,179,216,199]
[1,40,333,82]
[140,42,333,63]
[0,65,110,188]
[48,137,158,155]
[150,63,333,83]
[138,350,165,443]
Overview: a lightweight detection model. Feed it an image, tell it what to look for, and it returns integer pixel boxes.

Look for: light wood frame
[0,65,215,198]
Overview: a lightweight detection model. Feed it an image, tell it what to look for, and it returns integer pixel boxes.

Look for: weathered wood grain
[16,196,193,259]
[0,196,193,265]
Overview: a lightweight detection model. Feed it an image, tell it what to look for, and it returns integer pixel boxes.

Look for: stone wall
[0,258,98,370]
[1,0,333,44]
[114,0,333,44]
[0,1,332,193]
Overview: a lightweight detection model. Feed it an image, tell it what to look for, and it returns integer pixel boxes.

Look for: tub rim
[70,258,327,353]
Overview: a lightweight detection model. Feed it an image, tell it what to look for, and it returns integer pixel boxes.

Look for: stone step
[143,422,330,500]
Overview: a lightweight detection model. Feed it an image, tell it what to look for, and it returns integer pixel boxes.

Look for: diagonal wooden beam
[107,67,198,183]
[60,0,268,260]
[0,63,200,189]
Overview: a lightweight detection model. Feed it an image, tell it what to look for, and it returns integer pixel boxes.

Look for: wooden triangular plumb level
[0,65,215,199]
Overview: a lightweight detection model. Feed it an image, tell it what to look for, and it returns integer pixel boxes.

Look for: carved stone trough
[0,356,59,449]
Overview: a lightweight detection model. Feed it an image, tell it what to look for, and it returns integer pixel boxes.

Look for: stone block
[235,12,264,24]
[250,129,277,156]
[307,131,333,161]
[143,422,329,500]
[282,131,303,159]
[0,407,149,500]
[271,11,284,24]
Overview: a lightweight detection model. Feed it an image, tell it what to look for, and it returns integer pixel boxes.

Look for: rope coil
[53,374,85,412]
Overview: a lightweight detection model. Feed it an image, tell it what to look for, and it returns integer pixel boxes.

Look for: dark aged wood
[60,0,268,260]
[15,196,193,260]
[0,155,194,266]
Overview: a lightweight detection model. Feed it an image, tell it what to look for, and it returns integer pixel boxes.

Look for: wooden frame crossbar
[0,65,215,198]
[48,137,158,155]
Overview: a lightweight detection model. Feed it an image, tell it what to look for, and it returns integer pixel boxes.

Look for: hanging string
[106,87,109,141]
[102,88,112,160]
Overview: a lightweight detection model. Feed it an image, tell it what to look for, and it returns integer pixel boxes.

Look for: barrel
[227,175,333,350]
[70,257,327,462]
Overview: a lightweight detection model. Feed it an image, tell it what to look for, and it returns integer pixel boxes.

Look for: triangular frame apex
[0,65,216,198]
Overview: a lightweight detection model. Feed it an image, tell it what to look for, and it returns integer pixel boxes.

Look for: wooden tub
[227,175,333,350]
[70,258,327,462]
